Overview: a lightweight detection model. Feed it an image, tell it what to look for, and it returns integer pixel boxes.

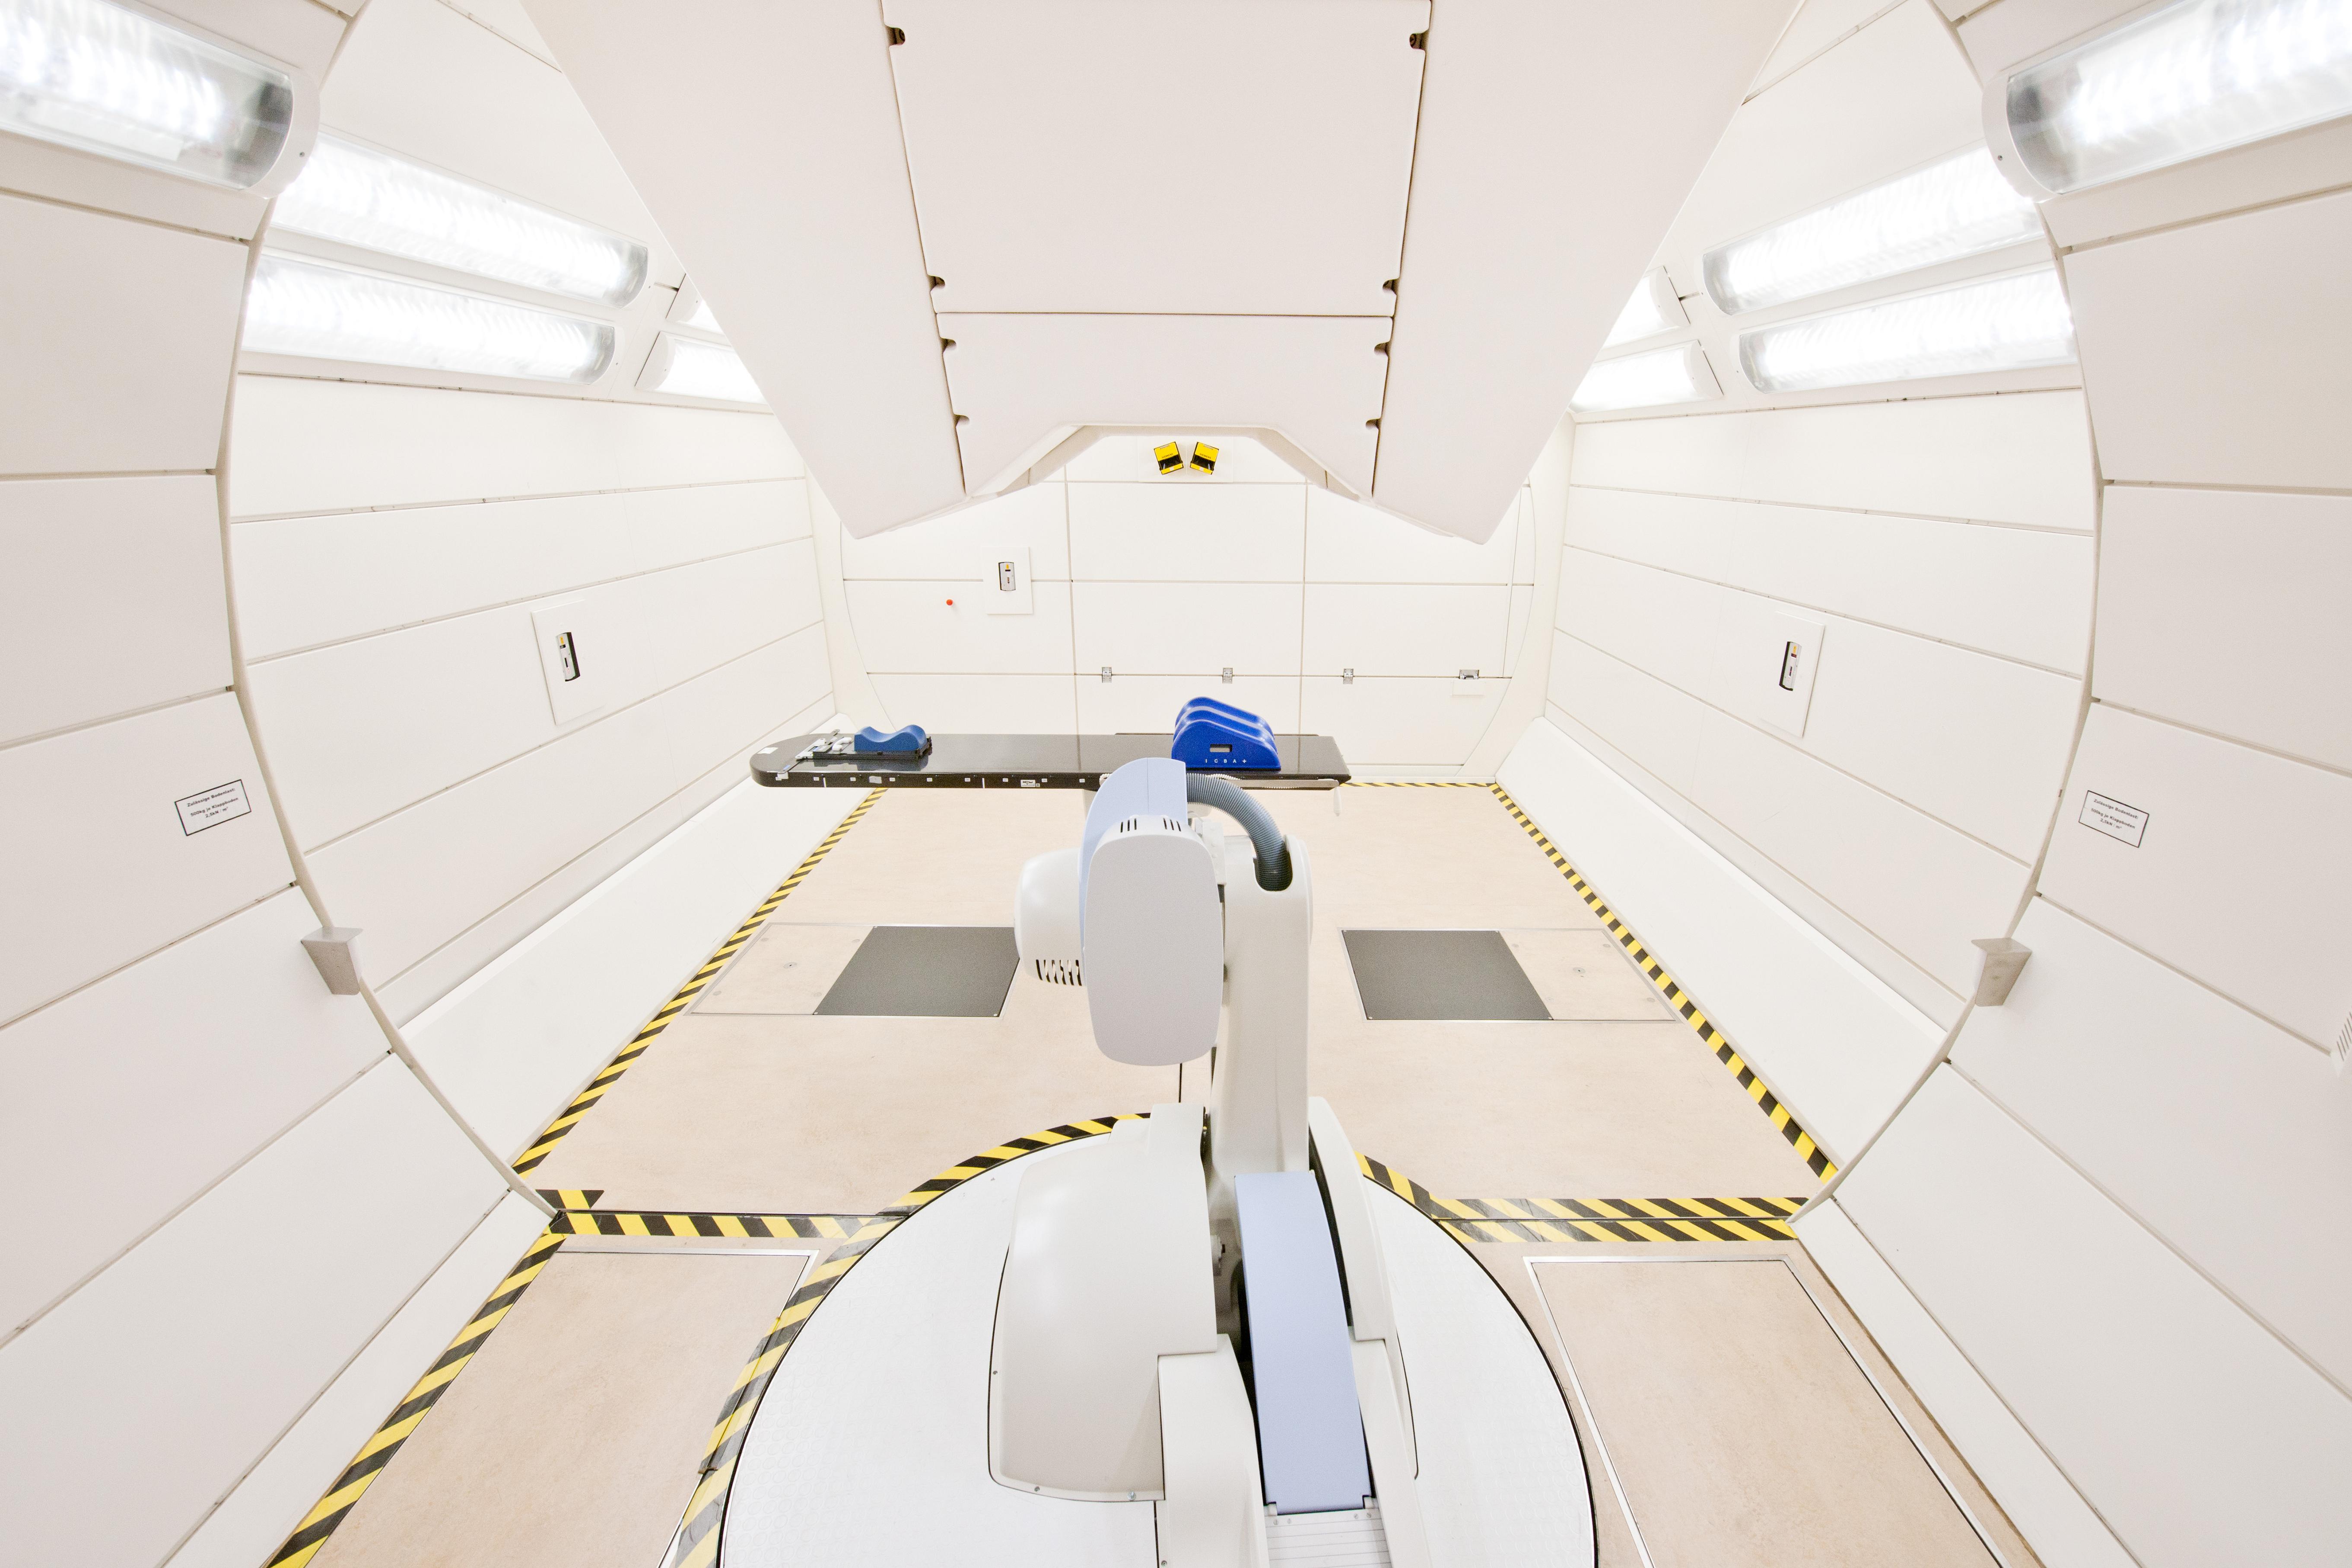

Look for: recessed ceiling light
[1737,267,2075,394]
[242,252,614,383]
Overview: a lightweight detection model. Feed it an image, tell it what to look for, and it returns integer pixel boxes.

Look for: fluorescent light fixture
[1704,148,2041,316]
[1738,267,2075,393]
[1570,341,1721,414]
[0,0,299,189]
[242,252,614,382]
[273,133,647,306]
[2000,0,2352,195]
[1601,269,1687,347]
[667,278,721,334]
[639,332,763,404]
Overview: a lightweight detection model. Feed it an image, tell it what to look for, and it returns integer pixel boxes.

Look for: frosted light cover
[646,334,763,404]
[1704,149,2041,316]
[274,134,648,306]
[243,253,614,383]
[679,296,719,331]
[0,0,294,188]
[1569,342,1719,414]
[2007,0,2352,194]
[1739,267,2075,393]
[1600,270,1681,347]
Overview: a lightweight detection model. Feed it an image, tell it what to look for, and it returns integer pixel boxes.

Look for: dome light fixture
[273,133,648,307]
[0,0,304,191]
[1569,341,1720,415]
[1703,147,2042,317]
[1992,0,2352,197]
[242,252,615,383]
[1737,267,2076,394]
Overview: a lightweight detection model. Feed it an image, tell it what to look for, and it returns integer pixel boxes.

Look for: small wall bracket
[1970,938,2031,1007]
[303,927,366,996]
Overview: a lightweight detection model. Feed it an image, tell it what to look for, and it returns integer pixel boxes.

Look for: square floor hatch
[1342,929,1552,1021]
[814,926,1020,1018]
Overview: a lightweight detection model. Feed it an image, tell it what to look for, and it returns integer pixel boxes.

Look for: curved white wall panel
[885,0,1424,317]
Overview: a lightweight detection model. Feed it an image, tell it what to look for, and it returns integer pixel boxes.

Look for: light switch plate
[984,545,1034,614]
[1761,610,1824,737]
[531,596,606,726]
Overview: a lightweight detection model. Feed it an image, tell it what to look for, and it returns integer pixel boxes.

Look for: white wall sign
[2079,790,2149,847]
[175,779,251,835]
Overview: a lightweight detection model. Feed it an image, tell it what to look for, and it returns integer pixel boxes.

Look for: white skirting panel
[405,778,853,1161]
[1494,717,1941,1165]
[162,1192,550,1568]
[1793,1200,2134,1568]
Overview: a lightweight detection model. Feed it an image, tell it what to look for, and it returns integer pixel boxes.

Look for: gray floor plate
[1342,929,1552,1021]
[815,926,1020,1018]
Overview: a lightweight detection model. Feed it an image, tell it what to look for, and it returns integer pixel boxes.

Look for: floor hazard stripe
[1358,1155,1802,1244]
[511,789,884,1176]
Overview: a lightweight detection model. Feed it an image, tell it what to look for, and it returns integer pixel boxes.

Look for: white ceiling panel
[521,0,965,536]
[885,0,1427,317]
[1371,0,1793,541]
[937,312,1389,496]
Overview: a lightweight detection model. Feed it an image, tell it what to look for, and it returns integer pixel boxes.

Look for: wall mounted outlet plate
[531,596,607,726]
[1761,610,1825,737]
[985,545,1035,614]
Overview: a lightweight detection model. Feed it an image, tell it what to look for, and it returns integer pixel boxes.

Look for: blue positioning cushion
[1171,697,1279,770]
[850,723,931,758]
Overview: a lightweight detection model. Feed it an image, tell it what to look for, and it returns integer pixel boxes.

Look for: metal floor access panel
[1341,929,1552,1021]
[814,926,1020,1017]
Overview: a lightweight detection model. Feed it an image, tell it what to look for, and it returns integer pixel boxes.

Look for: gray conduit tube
[1186,775,1293,891]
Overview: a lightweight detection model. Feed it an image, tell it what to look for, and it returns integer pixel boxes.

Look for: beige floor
[316,1250,809,1568]
[355,782,2039,1568]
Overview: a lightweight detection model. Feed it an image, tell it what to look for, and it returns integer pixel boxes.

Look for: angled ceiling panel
[1371,0,1794,541]
[886,0,1428,317]
[936,313,1389,494]
[521,0,964,535]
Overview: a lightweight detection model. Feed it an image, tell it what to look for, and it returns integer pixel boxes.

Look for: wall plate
[530,596,606,726]
[1761,610,1825,738]
[984,545,1035,615]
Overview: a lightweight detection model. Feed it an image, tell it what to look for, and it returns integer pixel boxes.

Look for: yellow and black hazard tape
[662,1116,1141,1568]
[512,789,884,1175]
[1487,783,1835,1180]
[1358,1154,1799,1244]
[548,1209,893,1242]
[886,1113,1145,1210]
[266,1230,566,1568]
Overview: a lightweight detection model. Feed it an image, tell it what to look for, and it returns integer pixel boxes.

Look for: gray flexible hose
[1185,775,1293,891]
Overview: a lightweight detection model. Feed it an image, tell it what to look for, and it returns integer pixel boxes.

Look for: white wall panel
[0,890,383,1340]
[1304,488,1519,585]
[253,545,815,849]
[0,195,246,477]
[1750,0,1904,95]
[164,1194,549,1568]
[1301,677,1507,767]
[1566,486,2093,672]
[839,482,1068,580]
[376,700,831,1024]
[1839,1068,2352,1568]
[408,781,845,1157]
[233,480,805,658]
[845,579,1074,674]
[869,673,1077,733]
[2039,705,2352,1049]
[321,0,680,279]
[1069,483,1306,582]
[1571,393,2095,531]
[1956,901,2352,1386]
[2096,484,2352,770]
[1499,719,1943,1158]
[1793,1199,2139,1568]
[0,476,230,742]
[2067,189,2352,491]
[1563,549,2073,858]
[1654,0,1983,286]
[1072,582,1303,676]
[308,631,828,982]
[0,1059,502,1568]
[1301,585,1511,678]
[1550,636,2026,997]
[2,694,292,1024]
[1076,675,1300,737]
[229,379,801,518]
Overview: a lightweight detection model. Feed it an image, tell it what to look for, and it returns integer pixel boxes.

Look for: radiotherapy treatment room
[5,1,2350,1564]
